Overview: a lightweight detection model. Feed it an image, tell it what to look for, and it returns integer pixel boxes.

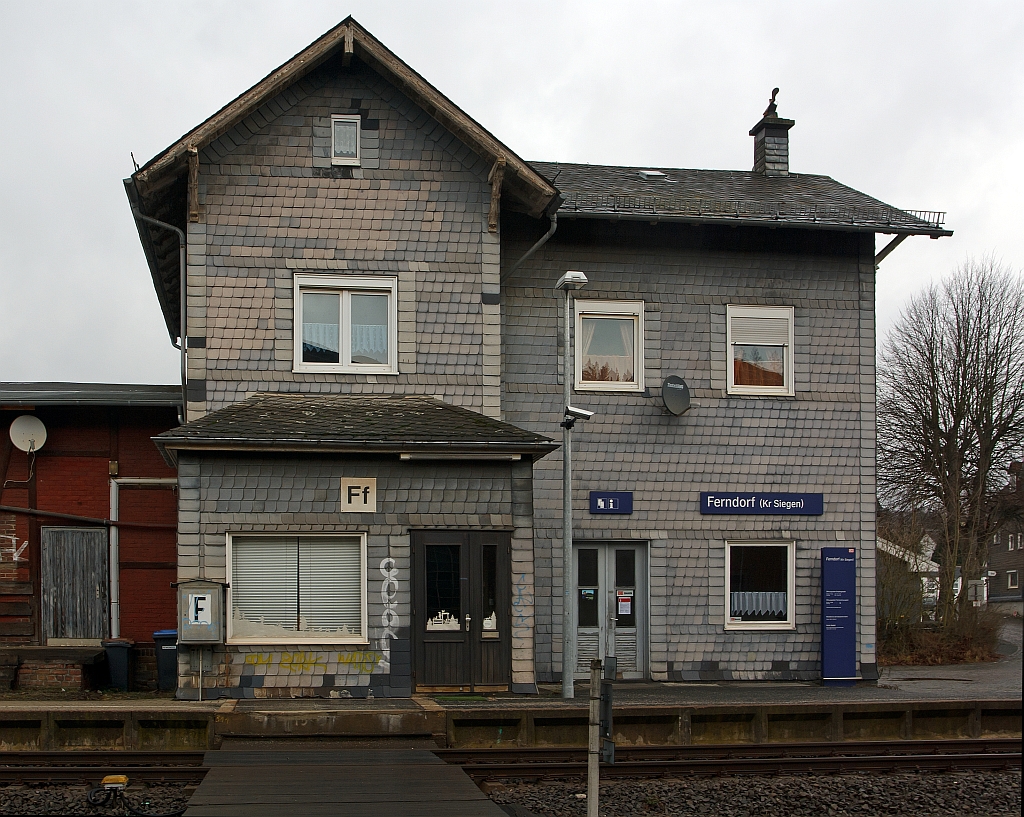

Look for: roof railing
[560,193,946,230]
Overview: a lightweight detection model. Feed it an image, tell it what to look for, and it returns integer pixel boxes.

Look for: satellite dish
[9,415,47,453]
[662,376,691,415]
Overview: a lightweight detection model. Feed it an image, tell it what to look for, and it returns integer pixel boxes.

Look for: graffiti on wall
[512,572,532,639]
[378,557,400,671]
[0,534,28,563]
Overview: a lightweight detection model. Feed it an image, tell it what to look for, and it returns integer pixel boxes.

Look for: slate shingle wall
[185,56,499,418]
[502,223,877,681]
[174,454,535,697]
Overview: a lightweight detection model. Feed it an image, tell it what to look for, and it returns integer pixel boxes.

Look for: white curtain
[730,591,787,617]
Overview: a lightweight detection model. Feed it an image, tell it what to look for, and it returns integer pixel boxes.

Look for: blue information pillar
[821,547,857,686]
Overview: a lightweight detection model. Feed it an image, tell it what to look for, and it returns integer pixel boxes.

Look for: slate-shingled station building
[125,18,950,697]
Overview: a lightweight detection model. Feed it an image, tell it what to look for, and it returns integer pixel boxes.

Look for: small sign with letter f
[341,478,377,513]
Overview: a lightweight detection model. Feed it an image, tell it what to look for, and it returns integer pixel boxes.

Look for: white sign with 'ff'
[341,478,377,512]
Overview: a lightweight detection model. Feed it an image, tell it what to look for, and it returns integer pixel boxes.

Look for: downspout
[502,211,558,284]
[131,208,187,424]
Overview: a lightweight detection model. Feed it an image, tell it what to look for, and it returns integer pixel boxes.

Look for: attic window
[331,115,360,166]
[638,170,666,180]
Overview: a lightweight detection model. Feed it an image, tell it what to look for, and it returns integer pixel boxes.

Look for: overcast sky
[1,1,1021,385]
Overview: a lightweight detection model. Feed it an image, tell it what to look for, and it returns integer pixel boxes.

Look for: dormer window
[331,114,360,166]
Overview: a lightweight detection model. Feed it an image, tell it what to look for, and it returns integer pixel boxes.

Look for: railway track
[437,738,1023,780]
[0,751,206,785]
[0,739,1018,784]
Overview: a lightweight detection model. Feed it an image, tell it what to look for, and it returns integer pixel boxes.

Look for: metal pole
[587,658,601,817]
[562,287,575,699]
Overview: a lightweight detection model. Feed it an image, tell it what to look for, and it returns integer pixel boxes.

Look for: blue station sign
[821,547,857,685]
[590,491,633,514]
[700,492,824,515]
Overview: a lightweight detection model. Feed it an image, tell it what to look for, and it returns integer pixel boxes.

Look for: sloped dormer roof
[126,17,560,340]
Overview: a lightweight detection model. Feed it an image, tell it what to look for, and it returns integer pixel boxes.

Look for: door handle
[465,614,472,632]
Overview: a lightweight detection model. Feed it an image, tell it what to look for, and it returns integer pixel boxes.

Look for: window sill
[293,365,399,375]
[227,636,371,646]
[575,382,645,393]
[724,621,795,631]
[726,388,795,397]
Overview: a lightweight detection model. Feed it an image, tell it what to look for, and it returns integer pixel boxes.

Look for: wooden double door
[412,530,511,692]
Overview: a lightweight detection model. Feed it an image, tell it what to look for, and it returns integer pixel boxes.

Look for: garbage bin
[101,638,134,691]
[153,630,178,692]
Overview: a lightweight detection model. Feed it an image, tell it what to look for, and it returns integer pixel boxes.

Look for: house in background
[0,383,180,689]
[126,18,949,698]
[987,462,1023,614]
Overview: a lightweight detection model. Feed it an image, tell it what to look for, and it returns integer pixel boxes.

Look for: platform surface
[184,740,508,817]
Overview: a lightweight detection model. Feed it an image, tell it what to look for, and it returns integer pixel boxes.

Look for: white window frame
[574,300,645,393]
[330,114,361,166]
[1008,570,1019,591]
[724,540,796,631]
[726,304,795,396]
[226,532,369,646]
[293,274,398,374]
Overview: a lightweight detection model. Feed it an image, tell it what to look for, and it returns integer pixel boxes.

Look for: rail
[438,738,1021,779]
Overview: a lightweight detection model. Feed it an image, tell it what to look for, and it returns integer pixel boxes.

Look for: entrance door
[40,527,109,644]
[412,530,511,692]
[575,543,647,680]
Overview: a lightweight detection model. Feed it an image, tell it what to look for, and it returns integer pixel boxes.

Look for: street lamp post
[556,270,588,699]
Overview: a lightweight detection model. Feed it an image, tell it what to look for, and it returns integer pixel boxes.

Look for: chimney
[749,88,794,177]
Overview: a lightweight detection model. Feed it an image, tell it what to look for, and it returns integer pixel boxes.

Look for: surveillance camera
[564,405,595,421]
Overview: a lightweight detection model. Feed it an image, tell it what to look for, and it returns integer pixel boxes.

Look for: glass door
[574,543,647,680]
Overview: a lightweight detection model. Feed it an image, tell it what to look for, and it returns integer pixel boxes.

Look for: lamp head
[556,270,588,292]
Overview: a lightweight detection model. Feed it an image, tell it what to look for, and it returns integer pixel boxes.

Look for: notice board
[821,547,857,686]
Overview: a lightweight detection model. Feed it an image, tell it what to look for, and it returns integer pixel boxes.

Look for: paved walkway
[1,618,1019,714]
[184,740,507,817]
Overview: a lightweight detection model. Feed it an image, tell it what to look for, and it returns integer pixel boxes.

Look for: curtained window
[725,542,795,629]
[575,300,644,392]
[294,275,397,373]
[331,114,360,165]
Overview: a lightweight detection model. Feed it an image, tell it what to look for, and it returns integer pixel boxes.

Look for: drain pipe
[131,208,187,423]
[502,211,558,284]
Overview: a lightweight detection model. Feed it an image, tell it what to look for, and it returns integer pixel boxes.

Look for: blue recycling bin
[153,630,178,692]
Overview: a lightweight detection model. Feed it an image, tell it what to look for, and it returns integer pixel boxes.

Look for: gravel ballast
[0,783,191,815]
[488,770,1022,817]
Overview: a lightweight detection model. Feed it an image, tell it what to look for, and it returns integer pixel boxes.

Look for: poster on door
[616,590,633,615]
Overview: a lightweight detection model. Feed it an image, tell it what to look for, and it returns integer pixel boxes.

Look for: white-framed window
[724,541,796,630]
[1008,570,1019,591]
[227,533,368,645]
[1009,533,1016,551]
[293,274,398,374]
[574,300,644,392]
[727,305,795,396]
[331,114,360,165]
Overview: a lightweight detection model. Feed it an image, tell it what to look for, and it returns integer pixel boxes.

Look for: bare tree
[877,260,1024,632]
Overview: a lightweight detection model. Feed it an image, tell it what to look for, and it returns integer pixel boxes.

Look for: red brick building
[1,383,180,688]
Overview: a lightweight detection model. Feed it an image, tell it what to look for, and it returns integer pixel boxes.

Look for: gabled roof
[131,17,557,214]
[153,393,557,464]
[0,382,181,408]
[534,162,951,237]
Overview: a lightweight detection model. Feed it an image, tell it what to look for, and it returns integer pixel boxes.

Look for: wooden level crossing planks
[184,746,509,817]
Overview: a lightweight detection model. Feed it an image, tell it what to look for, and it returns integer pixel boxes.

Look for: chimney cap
[749,87,795,136]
